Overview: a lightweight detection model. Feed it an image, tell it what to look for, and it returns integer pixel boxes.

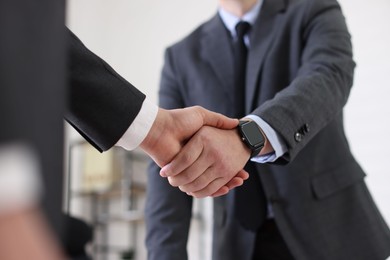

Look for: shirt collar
[218,0,263,38]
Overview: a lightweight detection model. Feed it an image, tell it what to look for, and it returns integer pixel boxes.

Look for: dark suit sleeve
[65,29,146,152]
[253,0,355,161]
[145,49,193,260]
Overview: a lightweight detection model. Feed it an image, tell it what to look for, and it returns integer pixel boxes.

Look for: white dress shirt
[115,98,158,150]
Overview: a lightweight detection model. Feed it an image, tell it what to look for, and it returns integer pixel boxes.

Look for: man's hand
[140,106,237,166]
[139,106,249,194]
[0,207,65,260]
[159,126,252,198]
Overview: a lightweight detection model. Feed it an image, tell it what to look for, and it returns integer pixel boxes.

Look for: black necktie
[233,21,251,118]
[233,21,267,231]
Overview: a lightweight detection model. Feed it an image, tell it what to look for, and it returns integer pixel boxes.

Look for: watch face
[242,122,264,146]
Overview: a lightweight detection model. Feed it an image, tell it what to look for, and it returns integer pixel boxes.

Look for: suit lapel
[201,15,236,107]
[245,0,287,113]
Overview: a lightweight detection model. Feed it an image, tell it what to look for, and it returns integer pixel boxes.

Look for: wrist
[259,133,273,155]
[140,108,168,154]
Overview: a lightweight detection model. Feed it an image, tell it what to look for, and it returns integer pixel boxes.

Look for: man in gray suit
[146,0,390,259]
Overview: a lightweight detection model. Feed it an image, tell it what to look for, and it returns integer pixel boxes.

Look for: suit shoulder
[286,0,341,10]
[283,0,344,24]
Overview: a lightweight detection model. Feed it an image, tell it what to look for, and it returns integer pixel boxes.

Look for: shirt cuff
[245,115,287,163]
[0,144,42,213]
[115,98,158,151]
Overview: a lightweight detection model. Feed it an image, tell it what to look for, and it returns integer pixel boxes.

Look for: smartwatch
[237,120,265,158]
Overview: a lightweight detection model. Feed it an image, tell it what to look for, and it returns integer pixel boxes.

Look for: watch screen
[243,123,264,146]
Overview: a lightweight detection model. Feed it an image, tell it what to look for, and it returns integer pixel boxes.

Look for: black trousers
[252,220,295,260]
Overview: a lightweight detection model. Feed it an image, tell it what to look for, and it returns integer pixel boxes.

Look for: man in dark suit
[146,0,390,259]
[0,0,245,259]
[0,0,68,258]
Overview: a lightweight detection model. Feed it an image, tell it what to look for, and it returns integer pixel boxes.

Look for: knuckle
[198,127,207,135]
[191,176,207,191]
[181,152,193,165]
[193,105,204,118]
[209,150,220,161]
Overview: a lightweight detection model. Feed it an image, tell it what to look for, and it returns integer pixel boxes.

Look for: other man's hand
[160,126,251,198]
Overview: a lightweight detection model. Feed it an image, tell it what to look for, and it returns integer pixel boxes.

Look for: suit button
[303,123,310,133]
[294,132,302,142]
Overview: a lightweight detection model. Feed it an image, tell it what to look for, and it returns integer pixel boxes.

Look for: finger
[196,106,238,130]
[168,157,211,187]
[176,148,227,192]
[178,163,248,195]
[160,136,204,178]
[234,169,250,181]
[224,177,245,190]
[190,177,230,198]
[185,169,248,195]
[210,186,229,197]
[210,170,249,197]
[183,168,248,197]
[213,170,248,195]
[177,165,216,193]
[168,161,210,188]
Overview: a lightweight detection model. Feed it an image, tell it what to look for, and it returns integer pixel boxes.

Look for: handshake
[139,106,254,198]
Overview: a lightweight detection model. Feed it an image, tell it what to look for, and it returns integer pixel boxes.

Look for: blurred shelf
[67,141,150,260]
[70,182,146,200]
[95,211,145,224]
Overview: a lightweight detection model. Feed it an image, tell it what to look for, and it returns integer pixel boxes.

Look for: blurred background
[65,0,390,259]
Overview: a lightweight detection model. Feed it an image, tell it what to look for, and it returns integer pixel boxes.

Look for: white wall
[66,0,217,103]
[66,0,390,259]
[340,0,390,223]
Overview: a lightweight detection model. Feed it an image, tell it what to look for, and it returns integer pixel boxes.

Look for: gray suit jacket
[146,0,390,259]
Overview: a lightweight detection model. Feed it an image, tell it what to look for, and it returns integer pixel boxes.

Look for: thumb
[197,106,238,129]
